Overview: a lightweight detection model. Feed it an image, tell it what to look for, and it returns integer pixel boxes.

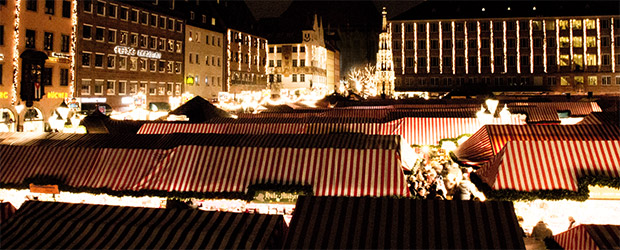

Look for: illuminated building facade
[0,0,75,132]
[389,1,620,95]
[376,7,395,96]
[266,15,333,95]
[75,0,184,112]
[225,28,268,94]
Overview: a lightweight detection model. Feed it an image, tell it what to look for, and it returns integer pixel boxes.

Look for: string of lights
[439,21,443,74]
[611,18,615,73]
[70,0,77,97]
[452,21,456,75]
[12,0,22,105]
[596,19,601,70]
[503,21,507,73]
[556,19,560,71]
[464,21,468,74]
[543,20,547,73]
[516,20,521,74]
[426,22,430,73]
[490,21,494,74]
[413,23,417,74]
[401,23,405,75]
[569,20,573,71]
[529,20,534,74]
[477,21,481,74]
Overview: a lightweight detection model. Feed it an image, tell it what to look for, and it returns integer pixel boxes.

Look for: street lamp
[14,103,25,132]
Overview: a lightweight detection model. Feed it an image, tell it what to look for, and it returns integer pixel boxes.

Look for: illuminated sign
[114,46,161,59]
[29,184,60,194]
[80,97,106,103]
[51,52,71,59]
[253,190,300,204]
[0,92,8,99]
[46,91,69,99]
[185,76,194,85]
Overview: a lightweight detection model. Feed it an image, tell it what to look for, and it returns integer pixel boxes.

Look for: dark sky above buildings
[245,0,421,19]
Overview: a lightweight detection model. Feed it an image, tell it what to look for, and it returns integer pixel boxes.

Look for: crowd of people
[406,153,486,201]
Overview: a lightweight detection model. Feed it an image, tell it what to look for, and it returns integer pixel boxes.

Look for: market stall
[0,201,285,249]
[554,224,620,250]
[284,196,525,249]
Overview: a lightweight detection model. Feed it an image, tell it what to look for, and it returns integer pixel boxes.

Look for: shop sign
[114,46,161,59]
[252,190,300,204]
[80,97,106,103]
[46,91,69,99]
[588,185,620,200]
[29,184,60,194]
[0,92,8,99]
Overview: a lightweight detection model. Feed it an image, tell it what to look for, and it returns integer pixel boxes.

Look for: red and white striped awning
[0,145,410,197]
[475,140,620,191]
[554,224,620,250]
[454,125,620,164]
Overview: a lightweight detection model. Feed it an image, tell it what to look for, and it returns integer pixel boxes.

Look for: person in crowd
[531,220,553,241]
[568,216,578,230]
[454,169,486,201]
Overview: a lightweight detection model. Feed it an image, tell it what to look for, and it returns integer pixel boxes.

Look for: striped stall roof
[1,202,16,225]
[579,112,620,127]
[0,132,401,150]
[454,125,620,164]
[284,196,525,249]
[0,201,284,249]
[554,224,620,250]
[475,140,620,191]
[0,145,410,197]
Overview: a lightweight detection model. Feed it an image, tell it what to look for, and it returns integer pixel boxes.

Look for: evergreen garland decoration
[471,173,620,201]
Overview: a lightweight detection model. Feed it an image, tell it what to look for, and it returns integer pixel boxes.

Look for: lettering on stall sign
[253,191,300,204]
[29,184,60,194]
[47,92,68,99]
[114,46,161,59]
[0,92,8,99]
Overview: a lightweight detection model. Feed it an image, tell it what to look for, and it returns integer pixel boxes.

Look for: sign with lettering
[114,46,161,59]
[29,184,60,194]
[0,92,8,99]
[252,190,301,204]
[47,92,69,99]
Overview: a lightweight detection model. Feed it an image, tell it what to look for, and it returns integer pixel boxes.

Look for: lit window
[560,76,570,86]
[81,80,91,95]
[588,76,597,85]
[107,80,115,95]
[82,52,91,67]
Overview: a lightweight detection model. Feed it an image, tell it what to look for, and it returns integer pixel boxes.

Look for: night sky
[245,0,421,19]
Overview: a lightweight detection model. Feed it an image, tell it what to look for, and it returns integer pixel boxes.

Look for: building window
[418,57,426,67]
[443,57,452,67]
[292,60,297,67]
[129,57,138,71]
[140,11,148,25]
[430,57,439,67]
[520,56,529,66]
[119,31,128,45]
[617,76,620,85]
[94,53,104,68]
[547,37,556,47]
[129,82,137,94]
[481,39,489,49]
[148,36,156,49]
[269,60,274,67]
[405,24,413,32]
[81,80,91,95]
[269,47,274,53]
[481,56,489,67]
[546,77,557,86]
[418,40,426,50]
[586,54,597,66]
[602,54,610,65]
[94,80,104,95]
[105,80,115,95]
[299,74,305,82]
[300,60,305,67]
[158,60,165,72]
[292,74,297,82]
[150,14,158,27]
[82,25,92,40]
[468,39,476,49]
[455,56,464,67]
[534,55,542,66]
[167,40,174,52]
[176,41,182,53]
[158,38,165,51]
[108,4,117,18]
[300,46,305,52]
[159,16,166,29]
[106,55,115,69]
[533,38,542,48]
[41,67,52,86]
[43,32,53,50]
[139,34,147,48]
[494,56,502,67]
[560,54,570,66]
[467,22,476,32]
[130,9,138,22]
[82,52,91,67]
[118,81,127,95]
[149,59,156,72]
[130,33,138,47]
[108,29,116,44]
[119,6,128,20]
[406,40,414,50]
[167,19,174,31]
[148,83,157,95]
[59,68,68,86]
[62,0,70,17]
[588,76,597,86]
[574,76,584,85]
[175,62,181,74]
[276,60,282,67]
[430,40,439,50]
[507,56,516,67]
[455,22,463,32]
[96,1,104,16]
[26,0,37,11]
[26,29,36,48]
[443,39,452,49]
[45,0,54,14]
[573,37,582,48]
[118,56,127,70]
[95,27,104,42]
[507,38,515,48]
[545,20,556,30]
[0,26,4,46]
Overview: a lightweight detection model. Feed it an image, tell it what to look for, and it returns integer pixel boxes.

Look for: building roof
[391,1,620,21]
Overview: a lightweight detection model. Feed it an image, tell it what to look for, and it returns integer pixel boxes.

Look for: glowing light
[582,19,587,70]
[516,20,521,74]
[12,0,22,105]
[503,21,507,73]
[439,21,443,74]
[465,21,469,74]
[596,19,601,68]
[499,104,512,124]
[477,21,481,74]
[70,0,77,97]
[426,22,430,73]
[490,21,494,73]
[413,23,417,74]
[401,23,405,75]
[569,20,573,71]
[612,18,615,72]
[543,20,547,73]
[226,30,231,90]
[451,21,455,74]
[556,19,560,70]
[237,32,241,72]
[529,20,534,73]
[441,141,457,152]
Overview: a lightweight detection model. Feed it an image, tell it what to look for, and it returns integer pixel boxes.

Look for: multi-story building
[0,0,75,132]
[75,0,184,112]
[389,1,620,96]
[326,41,340,91]
[376,7,395,96]
[266,15,333,95]
[226,28,268,94]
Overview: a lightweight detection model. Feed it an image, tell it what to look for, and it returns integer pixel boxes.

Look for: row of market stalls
[1,197,529,249]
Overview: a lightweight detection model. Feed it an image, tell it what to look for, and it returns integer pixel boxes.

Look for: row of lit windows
[395,36,620,50]
[268,59,306,67]
[186,74,222,87]
[187,30,222,47]
[82,24,183,53]
[82,0,183,33]
[230,52,266,66]
[395,19,620,34]
[399,75,620,87]
[230,31,266,49]
[81,52,182,74]
[268,74,307,83]
[395,54,618,68]
[187,53,221,67]
[269,46,306,53]
[80,79,181,96]
[229,72,267,85]
[24,0,72,18]
[23,29,71,52]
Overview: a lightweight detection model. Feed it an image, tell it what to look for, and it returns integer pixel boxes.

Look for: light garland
[465,21,468,74]
[490,21,494,74]
[477,21,481,74]
[264,39,268,74]
[70,0,77,97]
[452,21,455,74]
[516,20,521,74]
[226,30,231,89]
[582,19,586,70]
[12,0,22,105]
[237,32,241,72]
[296,44,300,71]
[569,20,573,71]
[596,19,601,70]
[503,21,507,73]
[426,22,430,73]
[543,20,547,73]
[439,21,443,74]
[414,23,418,73]
[248,36,251,72]
[556,19,560,70]
[401,23,404,75]
[529,20,534,73]
[611,18,615,73]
